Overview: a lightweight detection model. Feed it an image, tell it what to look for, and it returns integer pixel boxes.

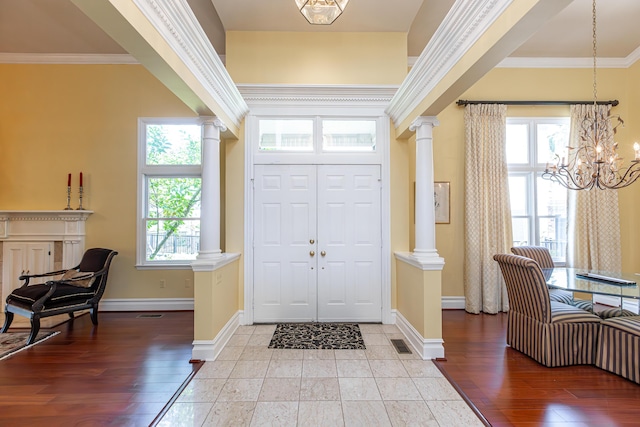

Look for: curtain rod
[456,99,619,107]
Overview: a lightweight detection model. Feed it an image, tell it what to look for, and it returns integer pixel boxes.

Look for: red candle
[80,172,83,187]
[67,173,71,187]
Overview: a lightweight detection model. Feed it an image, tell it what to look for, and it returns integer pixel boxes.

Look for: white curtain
[567,104,621,271]
[464,104,512,314]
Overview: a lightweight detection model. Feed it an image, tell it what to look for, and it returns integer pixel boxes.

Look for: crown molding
[132,0,248,129]
[387,0,513,128]
[0,53,139,64]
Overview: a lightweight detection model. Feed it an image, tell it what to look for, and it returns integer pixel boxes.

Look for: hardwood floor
[0,311,199,427]
[436,310,640,427]
[2,309,639,426]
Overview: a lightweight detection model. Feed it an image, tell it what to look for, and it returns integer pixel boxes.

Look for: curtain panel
[463,104,512,314]
[567,104,621,271]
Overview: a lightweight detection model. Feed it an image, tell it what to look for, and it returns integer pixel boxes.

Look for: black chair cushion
[8,283,95,310]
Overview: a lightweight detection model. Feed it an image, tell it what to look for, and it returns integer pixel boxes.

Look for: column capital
[409,116,439,132]
[200,116,227,133]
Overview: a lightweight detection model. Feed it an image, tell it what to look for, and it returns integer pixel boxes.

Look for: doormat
[268,323,366,350]
[0,331,59,361]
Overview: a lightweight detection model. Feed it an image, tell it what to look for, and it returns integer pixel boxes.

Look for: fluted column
[196,116,226,260]
[409,117,444,266]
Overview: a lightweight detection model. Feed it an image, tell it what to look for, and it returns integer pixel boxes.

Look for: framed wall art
[434,182,450,224]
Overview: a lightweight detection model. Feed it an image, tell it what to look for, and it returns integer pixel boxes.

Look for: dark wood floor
[436,310,640,427]
[0,311,199,427]
[2,310,639,426]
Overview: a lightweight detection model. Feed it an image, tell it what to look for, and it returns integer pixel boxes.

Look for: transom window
[507,118,570,264]
[137,119,202,268]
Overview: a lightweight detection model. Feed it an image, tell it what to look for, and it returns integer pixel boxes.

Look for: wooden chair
[494,253,601,367]
[1,248,118,344]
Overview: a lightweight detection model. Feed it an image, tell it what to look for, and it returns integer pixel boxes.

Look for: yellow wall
[193,259,239,340]
[396,259,442,338]
[226,32,407,85]
[0,64,197,300]
[424,67,640,297]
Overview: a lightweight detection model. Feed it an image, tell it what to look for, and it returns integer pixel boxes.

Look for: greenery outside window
[507,118,570,264]
[138,119,202,267]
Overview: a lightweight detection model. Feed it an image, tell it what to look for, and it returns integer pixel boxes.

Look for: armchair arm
[31,281,59,312]
[18,269,70,288]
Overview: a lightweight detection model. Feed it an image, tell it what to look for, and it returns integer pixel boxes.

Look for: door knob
[310,239,315,244]
[310,251,315,257]
[321,251,326,257]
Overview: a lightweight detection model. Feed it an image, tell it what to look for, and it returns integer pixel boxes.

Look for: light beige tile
[397,350,421,360]
[250,401,298,427]
[258,378,301,401]
[427,400,485,427]
[216,346,244,361]
[235,325,257,335]
[229,360,270,379]
[341,401,391,426]
[302,359,337,378]
[204,401,256,427]
[240,346,274,361]
[413,378,463,401]
[384,401,439,426]
[338,377,381,401]
[227,334,251,347]
[266,359,303,378]
[336,359,372,378]
[358,324,384,334]
[157,402,212,427]
[253,324,277,334]
[375,378,422,401]
[177,378,226,402]
[300,378,340,401]
[217,378,263,402]
[247,333,273,346]
[369,360,409,378]
[333,349,367,360]
[272,349,304,360]
[298,401,344,427]
[401,360,443,378]
[362,333,390,346]
[303,349,335,360]
[365,345,399,360]
[195,361,236,379]
[381,324,401,335]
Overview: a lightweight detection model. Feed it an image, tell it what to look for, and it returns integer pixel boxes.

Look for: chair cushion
[571,299,594,311]
[596,307,637,319]
[549,289,574,304]
[9,283,95,309]
[60,269,95,288]
[601,315,640,336]
[550,301,601,323]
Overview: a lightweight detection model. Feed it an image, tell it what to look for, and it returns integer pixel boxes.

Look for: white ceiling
[0,0,639,60]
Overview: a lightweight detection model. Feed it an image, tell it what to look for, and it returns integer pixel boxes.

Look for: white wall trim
[394,251,445,271]
[387,0,513,127]
[497,56,633,69]
[395,310,445,360]
[100,298,194,311]
[442,296,466,310]
[191,252,241,272]
[0,53,139,64]
[192,310,240,361]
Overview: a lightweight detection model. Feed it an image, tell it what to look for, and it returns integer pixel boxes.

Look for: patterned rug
[268,323,366,350]
[0,331,59,361]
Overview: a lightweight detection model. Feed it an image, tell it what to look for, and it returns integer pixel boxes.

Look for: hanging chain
[592,0,598,105]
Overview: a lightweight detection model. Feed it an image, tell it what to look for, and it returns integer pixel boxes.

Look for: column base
[395,251,445,271]
[191,253,240,272]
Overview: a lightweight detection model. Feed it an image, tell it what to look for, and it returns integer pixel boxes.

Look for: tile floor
[157,323,484,426]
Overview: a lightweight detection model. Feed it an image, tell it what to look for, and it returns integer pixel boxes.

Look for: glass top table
[544,268,640,300]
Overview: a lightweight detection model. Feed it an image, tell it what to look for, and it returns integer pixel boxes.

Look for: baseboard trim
[442,296,465,309]
[395,311,445,360]
[100,298,194,311]
[192,311,240,361]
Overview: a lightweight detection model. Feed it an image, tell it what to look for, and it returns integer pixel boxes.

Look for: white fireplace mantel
[0,210,93,269]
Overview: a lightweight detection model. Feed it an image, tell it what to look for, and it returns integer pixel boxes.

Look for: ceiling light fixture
[295,0,349,25]
[542,0,640,190]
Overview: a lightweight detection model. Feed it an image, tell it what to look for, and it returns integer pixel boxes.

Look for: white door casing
[253,164,382,322]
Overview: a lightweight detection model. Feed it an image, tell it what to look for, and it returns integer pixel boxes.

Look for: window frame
[507,117,570,265]
[136,118,203,269]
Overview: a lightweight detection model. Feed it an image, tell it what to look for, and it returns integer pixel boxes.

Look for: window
[137,119,202,267]
[507,118,570,263]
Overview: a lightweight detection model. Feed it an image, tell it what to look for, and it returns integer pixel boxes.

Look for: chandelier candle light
[542,0,640,190]
[77,172,84,210]
[64,173,73,210]
[295,0,349,25]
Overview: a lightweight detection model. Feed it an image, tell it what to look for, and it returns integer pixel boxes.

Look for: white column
[409,117,444,266]
[196,116,227,261]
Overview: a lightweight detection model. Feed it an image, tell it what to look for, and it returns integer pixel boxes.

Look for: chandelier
[542,0,640,190]
[295,0,349,25]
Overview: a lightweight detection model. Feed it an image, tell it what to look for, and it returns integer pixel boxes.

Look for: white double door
[254,164,382,323]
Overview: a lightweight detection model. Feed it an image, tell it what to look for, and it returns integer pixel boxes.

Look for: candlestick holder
[77,186,85,210]
[64,186,73,210]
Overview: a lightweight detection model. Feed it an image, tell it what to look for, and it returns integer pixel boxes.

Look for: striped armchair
[510,246,575,305]
[596,315,640,384]
[494,254,601,367]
